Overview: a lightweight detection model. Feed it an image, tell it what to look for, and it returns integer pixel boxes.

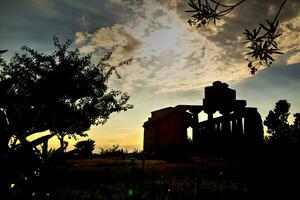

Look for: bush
[74,139,95,157]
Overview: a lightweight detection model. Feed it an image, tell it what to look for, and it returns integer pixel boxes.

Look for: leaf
[185,10,199,12]
[274,20,279,30]
[259,23,270,32]
[266,54,274,61]
[188,1,199,10]
[273,33,282,39]
[101,52,112,61]
[215,1,220,11]
[244,28,251,35]
[248,61,253,68]
[0,50,8,54]
[266,19,272,27]
[198,0,202,7]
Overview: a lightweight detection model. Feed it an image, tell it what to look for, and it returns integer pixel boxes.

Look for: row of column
[191,111,246,141]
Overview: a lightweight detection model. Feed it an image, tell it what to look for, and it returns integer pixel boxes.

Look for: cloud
[79,16,91,29]
[287,52,300,65]
[279,16,300,64]
[76,24,142,63]
[75,0,300,94]
[74,32,88,45]
[162,0,300,67]
[30,0,58,17]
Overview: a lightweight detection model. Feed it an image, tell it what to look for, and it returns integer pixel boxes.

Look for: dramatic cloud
[74,32,88,45]
[76,24,142,63]
[2,0,299,150]
[73,0,300,151]
[157,0,300,67]
[287,52,300,65]
[76,0,257,93]
[279,16,300,64]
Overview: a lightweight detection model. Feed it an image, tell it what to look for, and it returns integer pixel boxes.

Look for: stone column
[192,112,200,144]
[236,117,243,136]
[221,112,231,135]
[207,112,214,135]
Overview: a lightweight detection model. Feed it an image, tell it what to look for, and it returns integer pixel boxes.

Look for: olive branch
[186,0,287,75]
[244,0,286,74]
[186,0,245,27]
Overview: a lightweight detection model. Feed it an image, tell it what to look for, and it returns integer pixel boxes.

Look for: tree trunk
[0,110,10,197]
[0,132,10,198]
[59,135,67,152]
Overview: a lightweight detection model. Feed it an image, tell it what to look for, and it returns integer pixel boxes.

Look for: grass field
[48,148,300,200]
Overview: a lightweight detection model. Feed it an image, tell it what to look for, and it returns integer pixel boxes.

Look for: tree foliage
[244,0,286,74]
[186,0,287,75]
[74,139,95,157]
[264,100,300,144]
[0,37,133,141]
[186,0,245,27]
[291,113,300,143]
[293,113,300,129]
[0,37,133,197]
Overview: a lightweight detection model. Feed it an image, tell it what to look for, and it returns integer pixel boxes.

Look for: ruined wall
[143,81,264,156]
[195,107,264,147]
[143,108,192,156]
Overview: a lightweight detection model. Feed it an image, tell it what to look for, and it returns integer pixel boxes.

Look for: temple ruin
[143,81,264,156]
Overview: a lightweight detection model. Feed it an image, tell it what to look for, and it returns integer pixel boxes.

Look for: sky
[0,0,300,152]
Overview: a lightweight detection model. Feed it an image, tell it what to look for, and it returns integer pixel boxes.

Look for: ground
[50,148,300,200]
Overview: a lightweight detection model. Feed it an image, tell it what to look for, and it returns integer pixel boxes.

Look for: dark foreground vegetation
[0,38,133,199]
[11,145,299,200]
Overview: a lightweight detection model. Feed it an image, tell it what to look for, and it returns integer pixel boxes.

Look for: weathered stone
[143,81,264,156]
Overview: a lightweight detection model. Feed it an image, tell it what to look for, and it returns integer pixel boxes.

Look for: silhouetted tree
[264,100,292,144]
[293,113,300,129]
[56,131,88,151]
[74,139,95,157]
[0,37,133,197]
[291,113,300,143]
